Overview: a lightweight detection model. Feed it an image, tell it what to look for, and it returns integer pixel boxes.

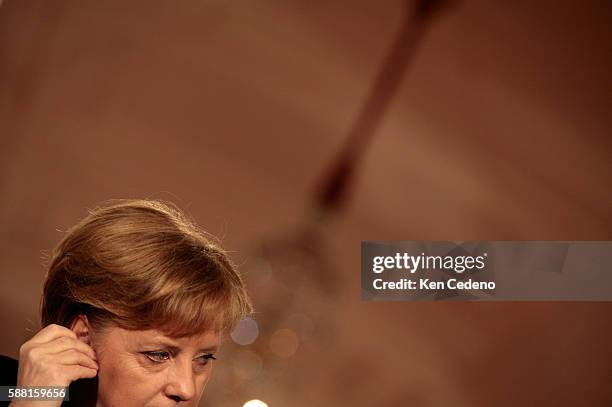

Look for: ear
[70,314,92,346]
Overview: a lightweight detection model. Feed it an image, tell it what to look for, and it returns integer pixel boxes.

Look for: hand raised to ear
[11,324,98,407]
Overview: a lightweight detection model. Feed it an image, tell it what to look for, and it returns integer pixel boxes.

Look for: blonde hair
[40,199,252,337]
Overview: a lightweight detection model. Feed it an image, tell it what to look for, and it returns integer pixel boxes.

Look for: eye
[195,353,216,366]
[144,351,171,363]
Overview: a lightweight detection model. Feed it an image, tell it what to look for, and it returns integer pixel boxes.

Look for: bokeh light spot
[231,317,259,346]
[269,328,299,358]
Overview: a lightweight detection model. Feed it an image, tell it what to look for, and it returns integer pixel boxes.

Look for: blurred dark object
[315,0,451,217]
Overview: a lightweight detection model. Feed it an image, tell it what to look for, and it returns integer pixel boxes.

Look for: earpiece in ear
[76,330,91,345]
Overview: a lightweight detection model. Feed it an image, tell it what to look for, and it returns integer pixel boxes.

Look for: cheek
[96,351,166,404]
[199,366,216,390]
[191,371,212,405]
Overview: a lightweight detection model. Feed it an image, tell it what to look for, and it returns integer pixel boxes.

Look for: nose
[163,359,197,402]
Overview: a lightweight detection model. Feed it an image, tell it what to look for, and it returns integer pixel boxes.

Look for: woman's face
[90,324,220,407]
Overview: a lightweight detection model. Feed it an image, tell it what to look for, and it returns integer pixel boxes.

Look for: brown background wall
[1,1,611,406]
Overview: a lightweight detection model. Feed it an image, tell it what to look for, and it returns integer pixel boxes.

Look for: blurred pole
[232,2,452,404]
[314,0,450,219]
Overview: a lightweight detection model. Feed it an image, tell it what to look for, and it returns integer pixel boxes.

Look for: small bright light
[243,400,268,407]
[269,328,299,358]
[231,317,259,345]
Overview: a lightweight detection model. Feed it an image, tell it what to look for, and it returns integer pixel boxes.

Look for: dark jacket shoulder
[0,354,18,385]
[0,355,18,407]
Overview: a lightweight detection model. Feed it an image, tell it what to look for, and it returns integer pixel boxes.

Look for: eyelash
[144,351,217,366]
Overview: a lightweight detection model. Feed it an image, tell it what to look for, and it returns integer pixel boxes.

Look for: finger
[54,349,99,370]
[28,324,77,345]
[44,336,97,361]
[63,364,98,383]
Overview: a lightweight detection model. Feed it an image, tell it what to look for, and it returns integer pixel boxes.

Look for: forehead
[105,326,220,350]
